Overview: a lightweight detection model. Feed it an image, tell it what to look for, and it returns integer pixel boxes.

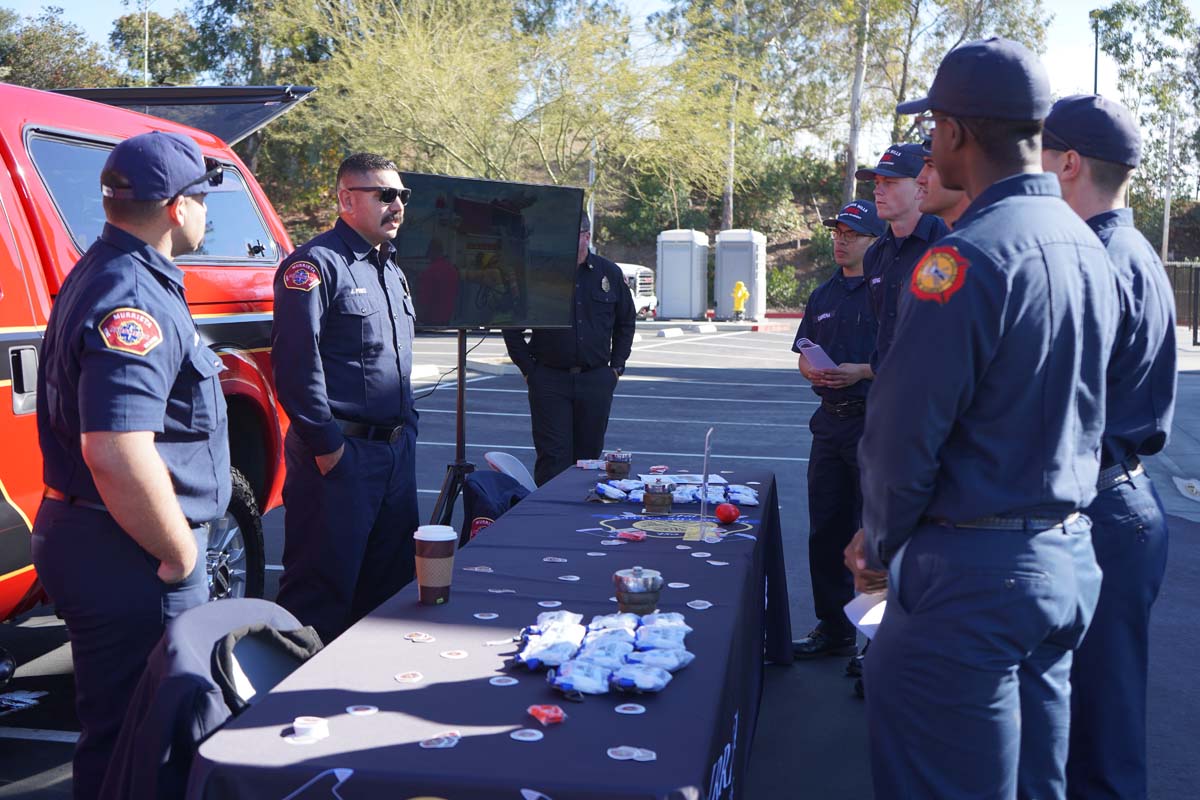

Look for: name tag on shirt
[817,312,833,322]
[349,287,367,295]
[870,277,882,285]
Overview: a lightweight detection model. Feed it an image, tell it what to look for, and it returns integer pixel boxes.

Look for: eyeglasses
[915,114,949,138]
[830,229,871,243]
[171,157,224,202]
[347,186,411,204]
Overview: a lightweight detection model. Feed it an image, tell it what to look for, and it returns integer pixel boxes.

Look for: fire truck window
[28,135,278,264]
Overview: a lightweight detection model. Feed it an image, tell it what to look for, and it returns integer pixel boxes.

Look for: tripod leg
[430,461,475,526]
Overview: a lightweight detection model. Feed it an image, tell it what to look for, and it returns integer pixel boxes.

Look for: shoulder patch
[283,261,322,292]
[98,308,164,356]
[910,246,969,304]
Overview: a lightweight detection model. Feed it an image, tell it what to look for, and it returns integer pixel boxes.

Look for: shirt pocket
[187,346,225,433]
[591,287,616,326]
[332,292,385,358]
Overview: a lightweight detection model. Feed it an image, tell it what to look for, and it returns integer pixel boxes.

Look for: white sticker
[440,650,469,660]
[691,552,712,558]
[490,676,519,686]
[707,560,729,566]
[607,745,637,760]
[538,600,562,608]
[511,728,544,742]
[614,703,645,715]
[586,552,607,557]
[474,612,499,620]
[667,582,690,589]
[543,556,568,563]
[394,671,424,684]
[557,575,581,582]
[675,545,692,551]
[687,600,713,610]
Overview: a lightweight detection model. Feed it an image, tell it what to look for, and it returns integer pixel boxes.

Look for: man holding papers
[790,200,884,660]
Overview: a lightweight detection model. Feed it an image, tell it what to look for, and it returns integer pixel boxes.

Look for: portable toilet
[656,229,709,319]
[715,229,767,321]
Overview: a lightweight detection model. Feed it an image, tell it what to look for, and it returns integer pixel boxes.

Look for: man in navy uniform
[857,143,949,371]
[791,200,883,660]
[848,38,1120,797]
[272,153,419,644]
[917,138,970,228]
[32,131,234,798]
[504,214,636,486]
[1042,94,1176,800]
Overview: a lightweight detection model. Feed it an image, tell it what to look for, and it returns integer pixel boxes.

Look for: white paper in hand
[844,591,887,640]
[795,338,838,371]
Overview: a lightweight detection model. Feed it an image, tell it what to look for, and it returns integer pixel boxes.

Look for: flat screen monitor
[394,172,584,329]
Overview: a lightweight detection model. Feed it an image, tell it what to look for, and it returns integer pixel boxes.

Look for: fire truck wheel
[207,467,266,601]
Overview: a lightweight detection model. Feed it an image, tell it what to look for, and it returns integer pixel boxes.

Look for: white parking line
[0,728,79,744]
[417,441,808,461]
[631,330,753,352]
[446,388,817,404]
[417,408,811,428]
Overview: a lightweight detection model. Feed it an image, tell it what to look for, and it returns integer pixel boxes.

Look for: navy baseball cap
[823,200,885,237]
[897,37,1051,121]
[101,131,236,201]
[855,143,925,180]
[1043,94,1141,168]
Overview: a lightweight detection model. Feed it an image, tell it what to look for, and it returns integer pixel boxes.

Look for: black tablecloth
[187,466,791,800]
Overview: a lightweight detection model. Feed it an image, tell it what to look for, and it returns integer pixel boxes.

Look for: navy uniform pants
[806,405,864,638]
[1067,470,1168,799]
[866,518,1102,800]
[526,365,618,486]
[30,501,208,800]
[277,427,418,644]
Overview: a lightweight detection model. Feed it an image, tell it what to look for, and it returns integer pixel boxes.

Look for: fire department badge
[910,246,969,304]
[601,275,610,293]
[282,261,321,292]
[98,308,163,356]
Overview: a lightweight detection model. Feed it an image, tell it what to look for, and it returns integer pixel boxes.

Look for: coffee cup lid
[414,525,458,541]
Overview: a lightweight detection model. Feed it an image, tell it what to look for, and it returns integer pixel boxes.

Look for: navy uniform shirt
[864,213,950,371]
[1090,209,1177,467]
[272,218,417,456]
[858,174,1120,568]
[503,252,636,375]
[792,268,877,403]
[37,224,231,524]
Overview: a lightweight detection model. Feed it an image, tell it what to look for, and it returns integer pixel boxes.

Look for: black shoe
[854,677,864,698]
[792,628,857,659]
[845,653,864,677]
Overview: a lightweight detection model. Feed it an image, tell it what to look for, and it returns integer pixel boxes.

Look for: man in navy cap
[32,130,235,797]
[847,38,1119,798]
[857,143,949,372]
[917,138,970,227]
[791,200,883,660]
[272,153,420,644]
[1042,94,1176,800]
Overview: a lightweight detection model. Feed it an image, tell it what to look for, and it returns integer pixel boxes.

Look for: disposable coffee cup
[414,525,458,605]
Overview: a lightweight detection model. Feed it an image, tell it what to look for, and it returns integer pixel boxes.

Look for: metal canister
[613,566,664,615]
[605,449,632,479]
[643,478,674,514]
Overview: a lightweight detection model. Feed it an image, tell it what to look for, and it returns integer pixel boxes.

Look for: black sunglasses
[171,157,224,202]
[347,185,411,204]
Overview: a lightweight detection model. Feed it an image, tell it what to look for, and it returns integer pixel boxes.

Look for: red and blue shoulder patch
[98,307,163,356]
[910,246,969,304]
[282,261,322,292]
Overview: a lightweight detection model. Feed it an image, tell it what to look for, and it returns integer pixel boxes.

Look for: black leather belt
[821,399,866,418]
[43,486,106,513]
[335,418,405,443]
[926,511,1082,531]
[1097,457,1143,492]
[543,365,589,374]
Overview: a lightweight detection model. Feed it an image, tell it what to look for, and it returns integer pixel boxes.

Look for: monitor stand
[429,329,475,526]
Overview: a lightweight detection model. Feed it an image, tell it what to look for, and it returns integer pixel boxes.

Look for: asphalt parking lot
[2,323,1199,798]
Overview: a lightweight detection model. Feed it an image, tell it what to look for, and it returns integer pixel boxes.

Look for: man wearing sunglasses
[790,200,883,665]
[849,38,1120,797]
[272,153,420,644]
[32,131,236,796]
[1041,94,1176,800]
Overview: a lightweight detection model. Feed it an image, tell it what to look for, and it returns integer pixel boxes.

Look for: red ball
[715,503,740,524]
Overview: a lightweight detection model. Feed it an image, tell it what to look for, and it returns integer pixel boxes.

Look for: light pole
[1090,9,1100,94]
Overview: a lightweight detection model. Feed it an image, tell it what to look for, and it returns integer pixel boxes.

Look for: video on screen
[394,172,584,329]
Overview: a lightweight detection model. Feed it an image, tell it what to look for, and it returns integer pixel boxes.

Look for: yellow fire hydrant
[732,280,750,321]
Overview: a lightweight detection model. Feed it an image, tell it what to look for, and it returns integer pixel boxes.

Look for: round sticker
[586,552,607,557]
[440,650,469,660]
[607,745,638,760]
[488,588,517,594]
[538,600,562,608]
[543,556,568,563]
[600,539,626,546]
[346,704,379,716]
[511,728,544,742]
[747,481,761,485]
[667,582,690,589]
[675,545,692,551]
[557,575,581,582]
[473,612,499,620]
[490,676,519,687]
[615,703,645,715]
[703,534,722,544]
[687,600,713,610]
[707,560,730,566]
[405,632,436,643]
[394,671,424,684]
[691,552,712,558]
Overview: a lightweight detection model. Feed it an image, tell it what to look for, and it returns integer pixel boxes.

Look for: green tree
[110,9,201,85]
[0,6,122,88]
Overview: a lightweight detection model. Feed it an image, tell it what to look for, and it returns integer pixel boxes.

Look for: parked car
[616,262,658,319]
[0,83,312,679]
